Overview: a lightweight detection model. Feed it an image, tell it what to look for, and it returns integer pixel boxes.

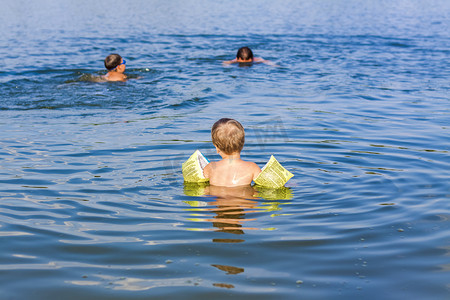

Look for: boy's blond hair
[211,118,245,155]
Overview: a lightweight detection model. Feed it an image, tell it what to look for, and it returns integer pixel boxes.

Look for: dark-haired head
[236,47,254,62]
[104,54,123,71]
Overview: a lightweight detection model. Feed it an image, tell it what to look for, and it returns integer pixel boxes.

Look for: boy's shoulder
[104,72,127,82]
[206,159,258,170]
[240,160,259,168]
[239,160,261,177]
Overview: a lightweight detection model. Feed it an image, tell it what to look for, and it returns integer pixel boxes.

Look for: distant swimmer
[103,53,127,82]
[223,46,277,66]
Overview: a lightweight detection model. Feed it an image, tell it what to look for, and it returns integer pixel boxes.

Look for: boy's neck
[220,152,241,160]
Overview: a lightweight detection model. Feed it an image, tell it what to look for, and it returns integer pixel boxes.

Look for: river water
[1,1,449,299]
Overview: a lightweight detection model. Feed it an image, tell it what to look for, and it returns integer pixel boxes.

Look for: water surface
[1,1,449,299]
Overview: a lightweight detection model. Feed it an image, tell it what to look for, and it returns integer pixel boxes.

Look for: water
[1,0,449,299]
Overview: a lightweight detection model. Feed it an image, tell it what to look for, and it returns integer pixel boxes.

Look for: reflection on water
[184,182,293,201]
[206,185,259,236]
[211,264,245,275]
[184,184,259,237]
[68,274,203,291]
[213,282,235,289]
[254,185,294,201]
[183,183,293,239]
[211,264,245,289]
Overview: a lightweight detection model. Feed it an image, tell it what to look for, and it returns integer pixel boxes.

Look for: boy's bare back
[204,158,260,187]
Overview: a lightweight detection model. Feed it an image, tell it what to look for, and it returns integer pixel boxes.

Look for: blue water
[1,1,449,299]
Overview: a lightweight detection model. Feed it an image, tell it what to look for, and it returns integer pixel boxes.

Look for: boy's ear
[214,145,220,153]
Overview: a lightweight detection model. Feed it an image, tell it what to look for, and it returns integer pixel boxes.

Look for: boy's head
[236,47,254,62]
[211,118,245,155]
[104,53,125,71]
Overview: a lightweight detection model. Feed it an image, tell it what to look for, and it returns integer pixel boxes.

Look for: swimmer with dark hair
[103,53,127,81]
[223,46,276,65]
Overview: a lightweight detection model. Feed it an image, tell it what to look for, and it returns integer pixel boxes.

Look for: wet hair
[236,47,254,61]
[211,118,245,155]
[104,53,122,70]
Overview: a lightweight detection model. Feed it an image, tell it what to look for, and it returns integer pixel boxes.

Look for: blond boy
[203,118,261,187]
[103,53,127,82]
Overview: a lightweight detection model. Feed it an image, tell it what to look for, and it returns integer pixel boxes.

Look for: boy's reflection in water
[183,183,292,290]
[193,185,257,290]
[183,183,292,239]
[183,184,261,240]
[205,185,260,236]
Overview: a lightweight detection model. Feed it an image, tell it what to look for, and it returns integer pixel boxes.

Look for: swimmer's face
[115,59,126,72]
[236,58,253,63]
